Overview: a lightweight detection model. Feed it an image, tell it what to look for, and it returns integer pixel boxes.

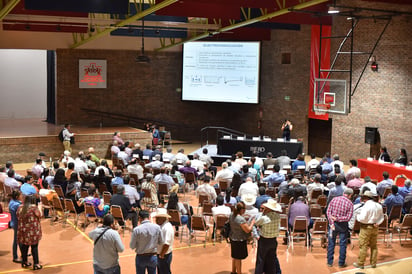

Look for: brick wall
[330,7,412,162]
[56,25,313,151]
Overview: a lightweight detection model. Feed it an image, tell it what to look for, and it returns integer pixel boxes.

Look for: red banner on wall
[308,25,331,120]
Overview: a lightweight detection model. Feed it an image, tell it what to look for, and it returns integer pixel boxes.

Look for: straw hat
[153,208,171,218]
[241,193,257,206]
[361,190,376,198]
[262,199,282,212]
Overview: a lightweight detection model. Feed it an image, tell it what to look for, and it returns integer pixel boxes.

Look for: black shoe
[13,259,22,263]
[33,264,43,271]
[339,263,347,268]
[21,262,32,268]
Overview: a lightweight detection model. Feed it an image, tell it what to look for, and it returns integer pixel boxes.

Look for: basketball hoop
[314,103,330,115]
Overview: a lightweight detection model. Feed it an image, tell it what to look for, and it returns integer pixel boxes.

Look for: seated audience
[110,185,138,228]
[255,186,271,209]
[376,171,393,197]
[383,185,404,217]
[84,187,110,217]
[196,176,217,202]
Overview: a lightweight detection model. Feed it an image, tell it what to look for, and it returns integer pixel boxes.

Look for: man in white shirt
[196,176,217,202]
[154,167,177,193]
[238,177,259,198]
[145,155,164,169]
[162,147,175,163]
[123,175,140,207]
[154,208,174,274]
[359,176,377,196]
[215,162,234,183]
[174,148,188,164]
[127,159,144,182]
[346,159,361,181]
[212,196,231,223]
[330,154,344,172]
[31,158,44,178]
[4,170,21,189]
[353,191,384,269]
[306,173,324,201]
[306,153,320,172]
[191,153,206,174]
[94,160,110,176]
[74,154,90,175]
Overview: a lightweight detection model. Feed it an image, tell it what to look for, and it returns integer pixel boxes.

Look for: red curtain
[308,25,331,120]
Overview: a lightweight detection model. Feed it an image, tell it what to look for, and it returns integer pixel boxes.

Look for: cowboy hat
[361,190,377,198]
[241,193,257,206]
[262,199,282,212]
[153,208,171,218]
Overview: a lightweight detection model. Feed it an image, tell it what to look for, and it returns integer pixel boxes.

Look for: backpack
[220,220,231,242]
[58,129,64,142]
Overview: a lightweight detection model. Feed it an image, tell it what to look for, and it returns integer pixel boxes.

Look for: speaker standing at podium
[281,119,293,141]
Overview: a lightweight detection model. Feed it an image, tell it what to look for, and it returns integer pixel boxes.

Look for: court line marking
[334,256,412,273]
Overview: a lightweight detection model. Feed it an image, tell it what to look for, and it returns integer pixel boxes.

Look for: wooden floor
[1,120,412,274]
[1,176,412,274]
[0,118,144,138]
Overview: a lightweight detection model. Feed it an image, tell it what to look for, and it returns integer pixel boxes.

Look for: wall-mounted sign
[79,59,107,88]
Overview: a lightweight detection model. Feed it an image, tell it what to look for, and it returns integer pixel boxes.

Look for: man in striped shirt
[326,188,354,268]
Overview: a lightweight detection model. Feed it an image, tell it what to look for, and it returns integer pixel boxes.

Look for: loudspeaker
[365,127,378,144]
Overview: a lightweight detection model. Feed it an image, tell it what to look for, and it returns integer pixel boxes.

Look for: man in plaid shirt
[326,188,354,268]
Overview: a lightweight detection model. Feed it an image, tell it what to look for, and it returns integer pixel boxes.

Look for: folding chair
[197,194,210,214]
[54,185,65,198]
[98,182,108,194]
[310,218,328,251]
[52,196,68,227]
[40,195,54,224]
[184,172,197,193]
[110,205,127,236]
[64,198,81,228]
[351,219,361,249]
[218,181,229,192]
[80,188,88,199]
[190,215,209,247]
[112,185,118,195]
[310,188,323,204]
[84,203,102,231]
[103,191,112,205]
[280,194,290,205]
[158,183,169,201]
[378,214,389,247]
[290,216,309,250]
[202,202,214,217]
[168,209,188,243]
[142,188,157,211]
[388,204,403,227]
[310,204,323,220]
[266,187,276,198]
[316,195,327,212]
[213,214,229,245]
[279,214,289,248]
[382,187,392,199]
[394,214,412,246]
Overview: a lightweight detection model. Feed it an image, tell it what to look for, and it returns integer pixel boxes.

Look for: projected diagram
[182,42,260,103]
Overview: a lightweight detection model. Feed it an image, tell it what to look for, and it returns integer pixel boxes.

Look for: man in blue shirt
[263,165,285,187]
[376,171,393,197]
[20,175,37,197]
[384,185,404,216]
[111,170,124,187]
[398,178,412,198]
[255,186,271,209]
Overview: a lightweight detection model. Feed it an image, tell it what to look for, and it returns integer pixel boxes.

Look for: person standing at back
[62,124,75,153]
[130,210,163,274]
[281,119,293,141]
[353,191,384,269]
[89,214,124,274]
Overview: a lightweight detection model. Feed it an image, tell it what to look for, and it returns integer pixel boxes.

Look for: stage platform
[0,119,152,164]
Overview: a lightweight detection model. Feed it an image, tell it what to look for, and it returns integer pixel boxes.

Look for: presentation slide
[182,41,260,104]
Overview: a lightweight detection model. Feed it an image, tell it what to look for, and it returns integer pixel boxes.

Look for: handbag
[220,220,231,242]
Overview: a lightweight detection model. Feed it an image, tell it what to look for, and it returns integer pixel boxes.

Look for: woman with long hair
[9,190,22,263]
[225,187,237,205]
[394,148,408,166]
[17,195,42,270]
[229,201,255,274]
[230,173,242,197]
[165,192,191,235]
[53,168,68,194]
